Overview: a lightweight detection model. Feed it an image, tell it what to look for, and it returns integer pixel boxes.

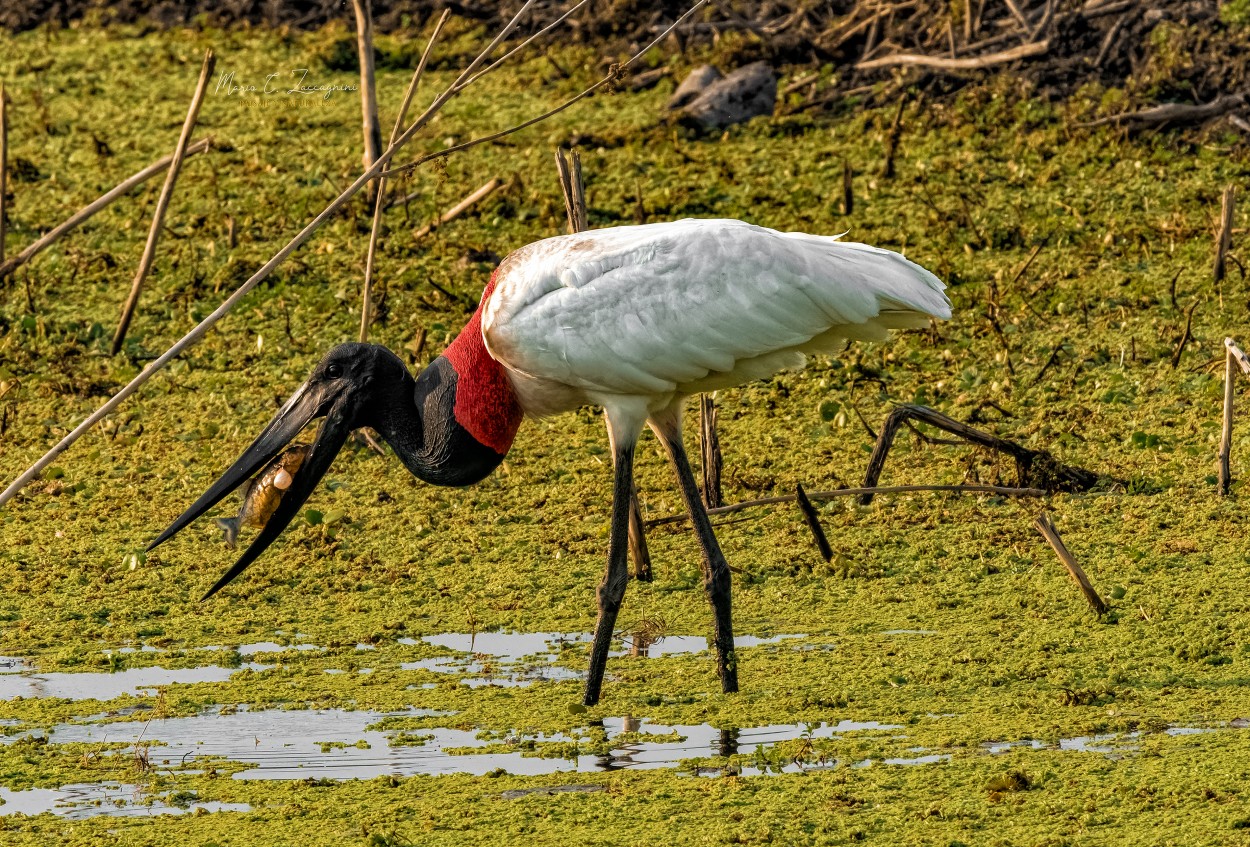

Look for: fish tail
[216,517,240,550]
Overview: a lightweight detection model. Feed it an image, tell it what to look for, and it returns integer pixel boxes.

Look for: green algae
[1,17,1250,846]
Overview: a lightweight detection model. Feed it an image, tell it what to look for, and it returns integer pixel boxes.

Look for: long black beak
[148,382,352,600]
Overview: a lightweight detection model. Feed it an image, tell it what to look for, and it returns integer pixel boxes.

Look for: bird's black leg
[582,425,638,706]
[650,407,739,694]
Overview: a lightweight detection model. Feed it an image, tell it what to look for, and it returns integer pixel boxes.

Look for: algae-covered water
[2,16,1250,847]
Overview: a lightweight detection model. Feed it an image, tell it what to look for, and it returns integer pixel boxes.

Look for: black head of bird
[149,340,521,600]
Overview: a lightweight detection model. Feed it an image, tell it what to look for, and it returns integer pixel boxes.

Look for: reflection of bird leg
[718,728,739,758]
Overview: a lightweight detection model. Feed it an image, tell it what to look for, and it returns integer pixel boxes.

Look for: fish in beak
[149,344,380,600]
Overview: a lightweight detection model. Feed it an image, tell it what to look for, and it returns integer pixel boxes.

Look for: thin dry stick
[1033,512,1108,615]
[1220,341,1236,496]
[0,1,707,508]
[359,8,452,342]
[646,483,1049,527]
[0,138,212,281]
[0,81,7,268]
[111,49,216,355]
[794,483,833,562]
[1215,186,1234,285]
[351,0,383,175]
[412,178,503,239]
[1219,338,1250,496]
[382,1,712,181]
[554,148,587,232]
[699,393,723,508]
[856,40,1049,71]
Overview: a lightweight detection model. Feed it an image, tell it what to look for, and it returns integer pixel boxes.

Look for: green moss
[1,18,1250,846]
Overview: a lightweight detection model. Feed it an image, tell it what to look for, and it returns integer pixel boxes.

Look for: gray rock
[679,61,777,130]
[665,64,723,112]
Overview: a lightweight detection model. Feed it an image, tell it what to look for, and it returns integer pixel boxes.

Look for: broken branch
[1034,512,1108,615]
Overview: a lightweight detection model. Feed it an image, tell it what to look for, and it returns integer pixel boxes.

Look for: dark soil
[3,1,1247,113]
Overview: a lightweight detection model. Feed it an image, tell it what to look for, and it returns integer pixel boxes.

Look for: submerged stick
[0,138,212,281]
[1034,512,1108,615]
[0,1,708,508]
[1215,186,1234,286]
[794,483,833,562]
[360,8,451,342]
[645,483,1049,528]
[111,49,215,355]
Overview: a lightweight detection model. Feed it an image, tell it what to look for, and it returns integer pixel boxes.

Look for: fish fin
[215,517,240,550]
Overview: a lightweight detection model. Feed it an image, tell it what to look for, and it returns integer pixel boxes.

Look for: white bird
[150,218,951,705]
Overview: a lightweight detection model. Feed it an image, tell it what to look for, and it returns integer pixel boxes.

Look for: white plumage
[483,219,949,418]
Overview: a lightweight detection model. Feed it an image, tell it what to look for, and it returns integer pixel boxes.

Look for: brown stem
[111,50,215,355]
[359,9,452,342]
[1034,512,1108,615]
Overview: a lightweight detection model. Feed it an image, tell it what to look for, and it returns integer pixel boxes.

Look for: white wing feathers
[483,219,949,398]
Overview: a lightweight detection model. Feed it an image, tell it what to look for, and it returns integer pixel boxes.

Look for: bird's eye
[325,363,343,379]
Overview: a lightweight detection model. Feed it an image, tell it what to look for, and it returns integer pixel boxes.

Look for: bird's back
[483,219,949,410]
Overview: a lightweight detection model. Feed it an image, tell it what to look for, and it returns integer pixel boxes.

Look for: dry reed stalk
[1033,512,1108,615]
[1215,186,1234,285]
[111,49,216,355]
[0,140,212,282]
[350,0,383,175]
[412,178,503,239]
[1219,338,1250,496]
[359,8,451,342]
[0,0,710,508]
[856,39,1049,71]
[1221,342,1235,496]
[699,393,722,508]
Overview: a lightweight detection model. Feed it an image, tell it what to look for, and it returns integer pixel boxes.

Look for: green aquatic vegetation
[1,16,1250,846]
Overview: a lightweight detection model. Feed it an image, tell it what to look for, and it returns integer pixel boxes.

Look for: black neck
[371,355,505,488]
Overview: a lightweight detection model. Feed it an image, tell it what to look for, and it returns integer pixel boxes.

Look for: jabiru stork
[150,218,951,705]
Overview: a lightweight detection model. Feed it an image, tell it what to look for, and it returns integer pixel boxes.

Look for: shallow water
[400,631,806,687]
[0,782,250,819]
[3,705,1237,818]
[0,663,271,702]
